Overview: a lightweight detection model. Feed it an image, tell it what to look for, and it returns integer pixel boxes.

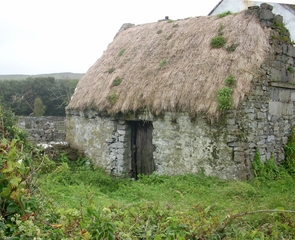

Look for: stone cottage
[66,4,295,180]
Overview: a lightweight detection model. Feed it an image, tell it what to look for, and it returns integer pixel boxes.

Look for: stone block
[288,45,295,57]
[257,112,266,119]
[260,9,274,20]
[279,89,291,102]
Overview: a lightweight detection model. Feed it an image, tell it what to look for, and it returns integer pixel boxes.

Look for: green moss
[287,66,294,73]
[112,77,122,86]
[107,93,118,105]
[108,67,115,74]
[118,49,126,56]
[159,59,167,68]
[226,44,238,52]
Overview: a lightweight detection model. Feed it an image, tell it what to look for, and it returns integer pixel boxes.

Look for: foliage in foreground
[1,106,295,239]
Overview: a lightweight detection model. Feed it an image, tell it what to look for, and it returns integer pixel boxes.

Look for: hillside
[0,72,84,80]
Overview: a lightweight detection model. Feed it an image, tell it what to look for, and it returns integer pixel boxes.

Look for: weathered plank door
[130,121,154,179]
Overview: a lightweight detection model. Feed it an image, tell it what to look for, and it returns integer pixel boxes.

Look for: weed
[172,23,179,28]
[252,150,281,180]
[226,43,239,52]
[217,87,233,110]
[112,77,122,86]
[283,127,295,176]
[156,30,163,34]
[287,66,294,73]
[218,11,231,18]
[107,93,118,105]
[108,67,115,74]
[168,19,174,23]
[210,35,226,48]
[218,23,224,35]
[225,74,235,86]
[159,59,167,68]
[118,49,126,56]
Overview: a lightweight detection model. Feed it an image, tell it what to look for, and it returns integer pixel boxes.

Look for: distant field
[0,72,84,80]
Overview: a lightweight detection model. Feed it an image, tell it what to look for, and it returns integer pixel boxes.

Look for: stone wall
[18,116,66,143]
[65,4,295,180]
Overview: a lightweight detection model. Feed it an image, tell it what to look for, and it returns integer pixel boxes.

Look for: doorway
[129,121,154,179]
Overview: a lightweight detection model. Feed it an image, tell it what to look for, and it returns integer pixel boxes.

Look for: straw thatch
[67,10,271,119]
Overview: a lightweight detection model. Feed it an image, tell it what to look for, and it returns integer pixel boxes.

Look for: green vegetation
[107,93,119,105]
[0,77,78,116]
[218,23,225,35]
[217,75,236,111]
[284,127,295,175]
[156,29,163,34]
[272,18,293,44]
[217,87,233,110]
[108,67,116,74]
[159,59,167,68]
[226,43,239,52]
[218,11,231,18]
[33,96,46,116]
[112,77,122,86]
[287,66,294,73]
[2,105,295,239]
[225,74,235,86]
[211,35,226,48]
[118,49,126,56]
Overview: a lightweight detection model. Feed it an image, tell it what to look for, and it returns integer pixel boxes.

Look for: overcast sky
[0,0,293,75]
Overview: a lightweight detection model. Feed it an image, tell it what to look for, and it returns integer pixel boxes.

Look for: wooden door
[130,121,154,179]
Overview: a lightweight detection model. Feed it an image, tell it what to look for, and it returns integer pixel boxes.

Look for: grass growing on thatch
[226,43,239,52]
[67,9,271,120]
[211,35,226,48]
[112,77,122,86]
[107,93,118,105]
[225,74,235,86]
[218,11,231,18]
[118,49,126,56]
[108,67,115,74]
[159,59,167,68]
[217,87,233,110]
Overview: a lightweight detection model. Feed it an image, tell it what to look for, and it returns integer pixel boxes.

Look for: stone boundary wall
[17,116,66,143]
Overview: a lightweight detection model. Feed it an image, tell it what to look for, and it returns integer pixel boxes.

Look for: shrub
[217,87,233,110]
[156,30,163,34]
[210,35,226,48]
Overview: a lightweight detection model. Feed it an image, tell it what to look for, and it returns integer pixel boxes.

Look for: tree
[33,96,46,116]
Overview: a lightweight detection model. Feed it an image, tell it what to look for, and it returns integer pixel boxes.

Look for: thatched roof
[67,10,271,119]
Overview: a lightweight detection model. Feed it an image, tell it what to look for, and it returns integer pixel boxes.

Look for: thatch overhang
[67,9,271,119]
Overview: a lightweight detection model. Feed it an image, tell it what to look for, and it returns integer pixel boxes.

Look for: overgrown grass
[38,164,295,239]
